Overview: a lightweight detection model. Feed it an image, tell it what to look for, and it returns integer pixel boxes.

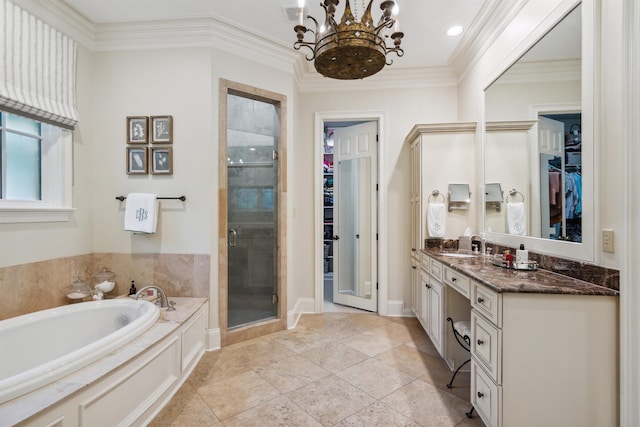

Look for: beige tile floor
[150,313,486,426]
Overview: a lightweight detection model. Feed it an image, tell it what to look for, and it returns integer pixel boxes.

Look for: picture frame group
[126,115,174,175]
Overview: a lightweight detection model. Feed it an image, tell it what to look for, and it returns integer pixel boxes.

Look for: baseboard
[205,328,221,351]
[287,297,316,329]
[387,300,414,317]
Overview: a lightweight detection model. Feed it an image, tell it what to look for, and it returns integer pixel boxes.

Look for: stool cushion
[454,320,471,338]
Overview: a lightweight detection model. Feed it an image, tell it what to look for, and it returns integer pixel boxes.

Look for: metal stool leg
[446,357,471,388]
[445,317,471,388]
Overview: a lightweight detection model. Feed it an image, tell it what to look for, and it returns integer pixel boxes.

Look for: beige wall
[297,86,459,303]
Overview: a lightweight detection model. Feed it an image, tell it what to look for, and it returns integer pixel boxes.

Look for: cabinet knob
[451,277,457,282]
[477,391,484,399]
[477,297,485,303]
[426,284,431,289]
[477,339,484,346]
[412,248,416,252]
[412,265,417,269]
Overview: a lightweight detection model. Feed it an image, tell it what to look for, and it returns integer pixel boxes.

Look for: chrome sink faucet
[135,285,174,310]
[458,233,484,254]
[469,234,484,255]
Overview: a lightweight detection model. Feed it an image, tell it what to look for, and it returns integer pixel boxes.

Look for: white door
[332,121,378,312]
[538,116,565,239]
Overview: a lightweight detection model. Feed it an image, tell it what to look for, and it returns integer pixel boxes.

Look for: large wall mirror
[483,1,594,261]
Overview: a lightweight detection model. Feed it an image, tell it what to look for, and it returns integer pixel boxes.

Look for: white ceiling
[62,0,488,69]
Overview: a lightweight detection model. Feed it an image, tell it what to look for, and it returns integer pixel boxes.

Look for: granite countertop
[422,249,619,297]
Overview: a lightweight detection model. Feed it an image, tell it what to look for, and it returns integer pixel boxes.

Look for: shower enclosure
[226,91,279,328]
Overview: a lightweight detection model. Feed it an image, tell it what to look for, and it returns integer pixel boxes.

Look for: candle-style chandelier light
[293,0,404,80]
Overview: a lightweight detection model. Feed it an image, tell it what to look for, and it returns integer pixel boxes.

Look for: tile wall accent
[425,238,620,291]
[0,253,210,321]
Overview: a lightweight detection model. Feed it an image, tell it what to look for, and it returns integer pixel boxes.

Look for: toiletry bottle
[129,280,137,296]
[504,250,513,267]
[516,244,528,264]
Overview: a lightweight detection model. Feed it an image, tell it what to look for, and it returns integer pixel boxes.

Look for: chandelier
[293,0,404,80]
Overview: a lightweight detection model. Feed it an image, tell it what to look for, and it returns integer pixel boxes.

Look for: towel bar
[116,195,186,201]
[428,189,445,204]
[505,189,524,203]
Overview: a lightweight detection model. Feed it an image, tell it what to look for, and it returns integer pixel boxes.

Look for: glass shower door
[227,93,279,328]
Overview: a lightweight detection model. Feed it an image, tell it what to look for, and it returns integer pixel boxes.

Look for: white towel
[507,202,526,236]
[427,203,446,238]
[124,193,159,234]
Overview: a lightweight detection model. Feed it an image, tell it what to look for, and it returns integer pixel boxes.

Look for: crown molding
[490,59,581,85]
[92,17,299,74]
[404,122,478,143]
[449,0,529,82]
[295,63,459,93]
[13,0,467,91]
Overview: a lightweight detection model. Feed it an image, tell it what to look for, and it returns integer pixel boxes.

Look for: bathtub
[0,299,159,405]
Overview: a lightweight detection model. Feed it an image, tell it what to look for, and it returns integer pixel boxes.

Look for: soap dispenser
[128,280,137,296]
[516,244,529,264]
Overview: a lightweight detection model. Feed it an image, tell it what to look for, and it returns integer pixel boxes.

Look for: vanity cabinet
[411,254,444,356]
[405,122,476,242]
[417,252,618,427]
[468,282,617,427]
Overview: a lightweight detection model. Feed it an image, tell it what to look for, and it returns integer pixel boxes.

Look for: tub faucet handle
[135,285,169,308]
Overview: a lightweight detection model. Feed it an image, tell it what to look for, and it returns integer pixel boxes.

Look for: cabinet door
[429,279,444,355]
[410,257,420,314]
[421,270,429,327]
[410,140,422,253]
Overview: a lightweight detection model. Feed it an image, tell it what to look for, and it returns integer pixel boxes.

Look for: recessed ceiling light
[447,26,464,37]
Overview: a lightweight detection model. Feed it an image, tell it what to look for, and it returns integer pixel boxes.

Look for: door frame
[314,111,388,314]
[218,79,287,346]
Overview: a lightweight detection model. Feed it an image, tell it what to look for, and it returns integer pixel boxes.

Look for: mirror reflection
[484,4,582,242]
[336,157,372,300]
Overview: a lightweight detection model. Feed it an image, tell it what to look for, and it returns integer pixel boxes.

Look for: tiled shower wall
[0,253,210,321]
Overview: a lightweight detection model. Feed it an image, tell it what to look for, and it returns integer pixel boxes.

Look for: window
[0,111,74,223]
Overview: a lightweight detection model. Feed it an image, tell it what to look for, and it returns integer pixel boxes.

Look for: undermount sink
[440,253,479,258]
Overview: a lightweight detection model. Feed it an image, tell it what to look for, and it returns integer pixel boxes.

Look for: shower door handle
[229,229,237,247]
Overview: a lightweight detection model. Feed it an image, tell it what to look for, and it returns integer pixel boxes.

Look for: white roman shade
[0,0,78,129]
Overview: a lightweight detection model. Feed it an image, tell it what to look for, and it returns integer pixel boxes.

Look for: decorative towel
[427,203,446,238]
[507,202,526,236]
[124,193,158,234]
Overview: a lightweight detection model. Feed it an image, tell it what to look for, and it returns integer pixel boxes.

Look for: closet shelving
[323,151,334,273]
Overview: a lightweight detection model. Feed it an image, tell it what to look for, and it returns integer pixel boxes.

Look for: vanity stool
[446,317,471,389]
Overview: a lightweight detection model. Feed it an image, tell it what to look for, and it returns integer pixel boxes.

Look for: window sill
[0,206,75,223]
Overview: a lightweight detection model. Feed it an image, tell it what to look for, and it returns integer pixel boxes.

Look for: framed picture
[151,115,173,144]
[151,147,173,175]
[126,147,148,174]
[126,116,148,144]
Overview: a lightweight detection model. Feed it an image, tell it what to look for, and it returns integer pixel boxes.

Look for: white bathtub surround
[0,297,208,427]
[0,299,159,404]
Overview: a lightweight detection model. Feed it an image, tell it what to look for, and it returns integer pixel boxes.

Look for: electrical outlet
[602,229,614,253]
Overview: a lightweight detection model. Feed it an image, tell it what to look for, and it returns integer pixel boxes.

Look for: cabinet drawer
[420,253,430,272]
[471,311,502,384]
[429,258,443,280]
[471,360,502,427]
[443,266,470,298]
[471,281,502,327]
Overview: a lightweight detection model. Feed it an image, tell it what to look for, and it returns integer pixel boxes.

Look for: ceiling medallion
[294,0,404,80]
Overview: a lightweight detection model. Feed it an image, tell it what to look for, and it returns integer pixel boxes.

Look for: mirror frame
[480,0,595,262]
